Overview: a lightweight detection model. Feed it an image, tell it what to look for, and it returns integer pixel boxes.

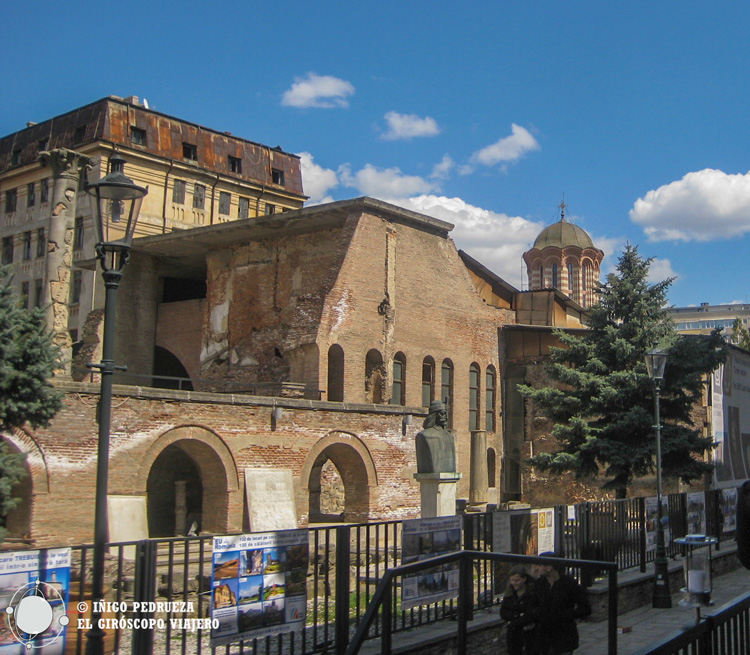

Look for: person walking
[531,553,591,655]
[500,565,541,654]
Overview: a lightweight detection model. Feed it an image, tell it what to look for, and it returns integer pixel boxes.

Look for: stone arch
[136,426,239,536]
[302,432,378,523]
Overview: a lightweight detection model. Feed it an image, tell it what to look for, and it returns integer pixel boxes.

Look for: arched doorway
[303,433,377,523]
[139,427,239,536]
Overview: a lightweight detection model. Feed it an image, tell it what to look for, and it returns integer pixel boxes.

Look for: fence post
[462,518,475,622]
[639,497,647,573]
[131,539,157,655]
[335,525,351,655]
[457,553,471,655]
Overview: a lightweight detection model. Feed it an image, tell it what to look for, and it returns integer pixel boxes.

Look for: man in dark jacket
[531,552,591,655]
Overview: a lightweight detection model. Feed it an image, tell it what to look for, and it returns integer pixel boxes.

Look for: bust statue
[415,400,457,474]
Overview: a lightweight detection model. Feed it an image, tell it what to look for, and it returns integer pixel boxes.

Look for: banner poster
[722,487,738,532]
[0,548,71,655]
[645,497,671,552]
[686,492,706,535]
[536,508,556,554]
[713,350,750,489]
[401,516,461,610]
[210,530,308,647]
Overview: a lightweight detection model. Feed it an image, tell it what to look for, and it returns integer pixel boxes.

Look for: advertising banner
[210,530,308,646]
[401,516,461,610]
[492,508,556,556]
[645,497,671,552]
[713,349,750,489]
[722,487,738,532]
[686,492,706,535]
[0,548,71,655]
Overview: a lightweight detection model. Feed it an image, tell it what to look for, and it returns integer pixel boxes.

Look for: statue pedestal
[414,472,462,518]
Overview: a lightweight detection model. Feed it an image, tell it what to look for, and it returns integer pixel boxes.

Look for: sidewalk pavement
[577,559,750,655]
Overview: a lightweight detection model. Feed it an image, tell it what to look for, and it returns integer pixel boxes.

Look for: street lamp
[85,151,147,655]
[645,347,671,608]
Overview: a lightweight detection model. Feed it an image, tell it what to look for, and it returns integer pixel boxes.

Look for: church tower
[522,201,604,308]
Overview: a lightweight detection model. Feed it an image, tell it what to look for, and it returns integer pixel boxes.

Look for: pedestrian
[531,552,591,655]
[500,565,540,654]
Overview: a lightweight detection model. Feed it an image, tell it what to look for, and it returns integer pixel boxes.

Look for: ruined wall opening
[327,344,345,401]
[306,441,373,523]
[365,349,385,404]
[153,346,193,390]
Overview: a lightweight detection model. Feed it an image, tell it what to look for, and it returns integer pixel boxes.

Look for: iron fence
[60,487,737,655]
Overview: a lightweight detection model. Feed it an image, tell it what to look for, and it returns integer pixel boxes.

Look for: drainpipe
[161,160,175,233]
[210,173,220,225]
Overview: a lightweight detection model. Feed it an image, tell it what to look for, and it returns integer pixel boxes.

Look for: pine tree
[0,265,62,537]
[520,245,726,498]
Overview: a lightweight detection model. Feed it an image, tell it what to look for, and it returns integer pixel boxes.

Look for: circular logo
[5,580,69,650]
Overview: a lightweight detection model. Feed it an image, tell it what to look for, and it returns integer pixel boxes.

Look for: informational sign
[492,508,556,556]
[210,531,308,646]
[713,349,750,489]
[0,548,71,654]
[686,492,706,535]
[722,487,738,532]
[645,497,671,551]
[401,516,461,610]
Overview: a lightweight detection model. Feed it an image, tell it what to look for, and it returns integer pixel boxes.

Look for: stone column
[38,148,93,375]
[174,480,187,536]
[414,472,462,518]
[469,430,489,508]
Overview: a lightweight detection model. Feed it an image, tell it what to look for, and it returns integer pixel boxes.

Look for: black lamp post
[645,347,671,609]
[85,151,147,655]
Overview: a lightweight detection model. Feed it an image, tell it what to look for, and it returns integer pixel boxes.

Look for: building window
[5,188,17,213]
[365,349,385,404]
[22,232,32,261]
[238,196,250,220]
[77,167,88,192]
[272,169,285,186]
[193,184,205,209]
[172,179,186,204]
[73,126,86,144]
[567,263,574,294]
[469,363,480,431]
[219,191,231,215]
[2,237,13,265]
[228,156,242,174]
[485,366,496,432]
[265,203,276,215]
[422,356,435,407]
[131,127,147,145]
[38,139,48,153]
[441,359,454,429]
[391,353,406,406]
[183,142,197,161]
[70,271,82,304]
[74,217,84,250]
[327,344,345,402]
[34,279,43,308]
[21,282,30,310]
[27,182,35,207]
[11,150,21,167]
[551,263,558,288]
[487,448,497,488]
[36,228,46,258]
[40,178,49,204]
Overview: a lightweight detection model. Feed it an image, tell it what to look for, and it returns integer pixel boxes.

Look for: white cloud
[381,111,441,140]
[281,73,355,108]
[647,257,679,284]
[339,164,438,197]
[298,152,338,205]
[630,169,750,241]
[471,124,540,167]
[430,155,455,180]
[384,195,544,287]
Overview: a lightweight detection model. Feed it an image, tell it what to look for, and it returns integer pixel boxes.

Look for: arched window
[469,363,480,431]
[391,352,406,406]
[551,263,558,289]
[327,344,345,402]
[422,356,435,407]
[567,263,574,296]
[441,359,454,429]
[485,365,496,432]
[365,349,385,404]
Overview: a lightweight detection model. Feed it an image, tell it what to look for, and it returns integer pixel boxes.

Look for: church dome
[533,218,594,250]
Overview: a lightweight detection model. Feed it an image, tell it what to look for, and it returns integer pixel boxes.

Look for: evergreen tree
[520,245,726,498]
[731,317,750,351]
[0,265,62,537]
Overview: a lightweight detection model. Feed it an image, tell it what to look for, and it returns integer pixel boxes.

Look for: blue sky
[3,1,750,307]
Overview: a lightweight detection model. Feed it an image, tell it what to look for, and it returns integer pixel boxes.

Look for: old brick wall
[12,381,424,546]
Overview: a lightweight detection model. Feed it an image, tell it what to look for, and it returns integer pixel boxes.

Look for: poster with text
[0,548,71,655]
[645,497,671,551]
[210,530,308,646]
[401,516,461,610]
[686,492,706,535]
[722,487,738,532]
[713,350,750,489]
